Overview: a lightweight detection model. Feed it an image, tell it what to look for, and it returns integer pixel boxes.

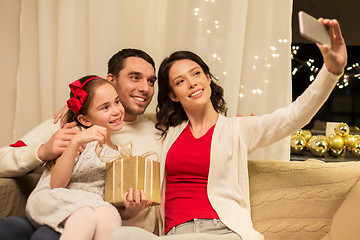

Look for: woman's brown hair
[155,51,227,138]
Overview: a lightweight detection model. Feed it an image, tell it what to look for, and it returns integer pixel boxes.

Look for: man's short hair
[107,49,156,77]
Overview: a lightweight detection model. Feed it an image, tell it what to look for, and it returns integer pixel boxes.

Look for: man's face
[110,57,156,122]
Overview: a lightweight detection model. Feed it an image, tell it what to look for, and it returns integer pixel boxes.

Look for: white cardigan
[159,66,341,239]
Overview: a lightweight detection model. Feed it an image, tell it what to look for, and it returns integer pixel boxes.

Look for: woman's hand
[118,188,153,220]
[53,104,69,127]
[317,18,347,75]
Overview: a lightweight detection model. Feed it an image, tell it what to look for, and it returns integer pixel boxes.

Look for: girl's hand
[118,188,153,220]
[50,125,107,189]
[72,125,107,147]
[317,18,347,75]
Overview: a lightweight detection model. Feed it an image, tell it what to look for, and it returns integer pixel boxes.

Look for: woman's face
[168,59,212,111]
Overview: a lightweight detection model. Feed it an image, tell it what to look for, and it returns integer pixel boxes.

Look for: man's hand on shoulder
[237,113,255,117]
[37,122,79,161]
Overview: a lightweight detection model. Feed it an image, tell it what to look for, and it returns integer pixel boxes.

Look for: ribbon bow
[97,142,160,206]
[66,77,101,114]
[96,142,159,163]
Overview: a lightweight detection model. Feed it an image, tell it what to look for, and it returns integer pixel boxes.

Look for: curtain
[1,0,293,161]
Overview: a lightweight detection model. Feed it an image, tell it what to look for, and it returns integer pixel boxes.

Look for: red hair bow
[66,77,101,114]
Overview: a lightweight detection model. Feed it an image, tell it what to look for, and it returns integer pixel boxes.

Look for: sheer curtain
[1,0,293,161]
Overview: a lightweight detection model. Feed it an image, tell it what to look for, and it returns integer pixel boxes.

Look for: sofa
[249,159,360,240]
[1,159,360,239]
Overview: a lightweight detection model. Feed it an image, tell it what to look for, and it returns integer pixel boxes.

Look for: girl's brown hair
[65,75,110,128]
[47,76,110,169]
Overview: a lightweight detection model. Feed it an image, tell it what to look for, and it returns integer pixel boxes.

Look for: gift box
[102,146,161,207]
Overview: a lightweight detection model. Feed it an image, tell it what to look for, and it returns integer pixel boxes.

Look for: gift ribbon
[96,142,159,205]
[96,142,159,163]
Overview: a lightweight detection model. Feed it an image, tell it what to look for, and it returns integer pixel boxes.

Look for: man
[0,49,163,240]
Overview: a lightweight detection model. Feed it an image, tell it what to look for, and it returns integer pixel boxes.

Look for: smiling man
[0,48,163,240]
[107,55,157,121]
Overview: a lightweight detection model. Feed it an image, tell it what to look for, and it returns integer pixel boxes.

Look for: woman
[111,18,347,240]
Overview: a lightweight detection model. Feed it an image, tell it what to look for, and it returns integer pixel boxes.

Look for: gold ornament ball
[328,135,345,150]
[307,135,327,149]
[329,147,345,157]
[308,135,328,157]
[350,143,360,158]
[328,133,336,140]
[334,123,350,137]
[301,130,312,141]
[290,134,307,155]
[295,129,303,135]
[344,135,357,149]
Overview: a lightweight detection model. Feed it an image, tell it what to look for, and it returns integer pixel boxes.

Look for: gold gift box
[105,156,161,207]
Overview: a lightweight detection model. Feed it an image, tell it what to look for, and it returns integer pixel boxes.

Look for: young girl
[26,76,125,240]
[110,18,347,240]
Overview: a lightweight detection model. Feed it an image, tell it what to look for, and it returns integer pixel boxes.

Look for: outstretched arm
[317,18,347,75]
[240,18,347,152]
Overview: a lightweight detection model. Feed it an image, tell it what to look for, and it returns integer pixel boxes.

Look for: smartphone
[298,11,331,47]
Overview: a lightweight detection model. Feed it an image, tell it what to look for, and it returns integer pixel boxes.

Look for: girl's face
[168,59,212,111]
[81,83,125,132]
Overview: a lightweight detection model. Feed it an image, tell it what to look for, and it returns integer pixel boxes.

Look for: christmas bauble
[350,143,360,158]
[290,134,306,155]
[344,135,357,149]
[308,135,328,157]
[334,123,350,137]
[329,147,345,157]
[295,129,303,135]
[328,135,344,150]
[301,130,312,141]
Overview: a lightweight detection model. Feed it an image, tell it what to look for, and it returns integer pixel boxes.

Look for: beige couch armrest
[249,159,360,240]
[0,173,41,218]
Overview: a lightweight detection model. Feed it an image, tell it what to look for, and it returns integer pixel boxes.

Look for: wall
[0,0,20,147]
[293,0,360,46]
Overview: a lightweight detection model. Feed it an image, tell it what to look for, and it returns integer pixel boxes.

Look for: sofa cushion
[248,159,360,240]
[0,172,41,218]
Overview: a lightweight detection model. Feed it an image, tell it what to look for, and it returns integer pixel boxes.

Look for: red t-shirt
[165,123,219,233]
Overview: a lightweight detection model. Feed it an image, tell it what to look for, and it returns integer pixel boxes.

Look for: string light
[291,45,360,89]
[251,89,262,95]
[239,43,359,100]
